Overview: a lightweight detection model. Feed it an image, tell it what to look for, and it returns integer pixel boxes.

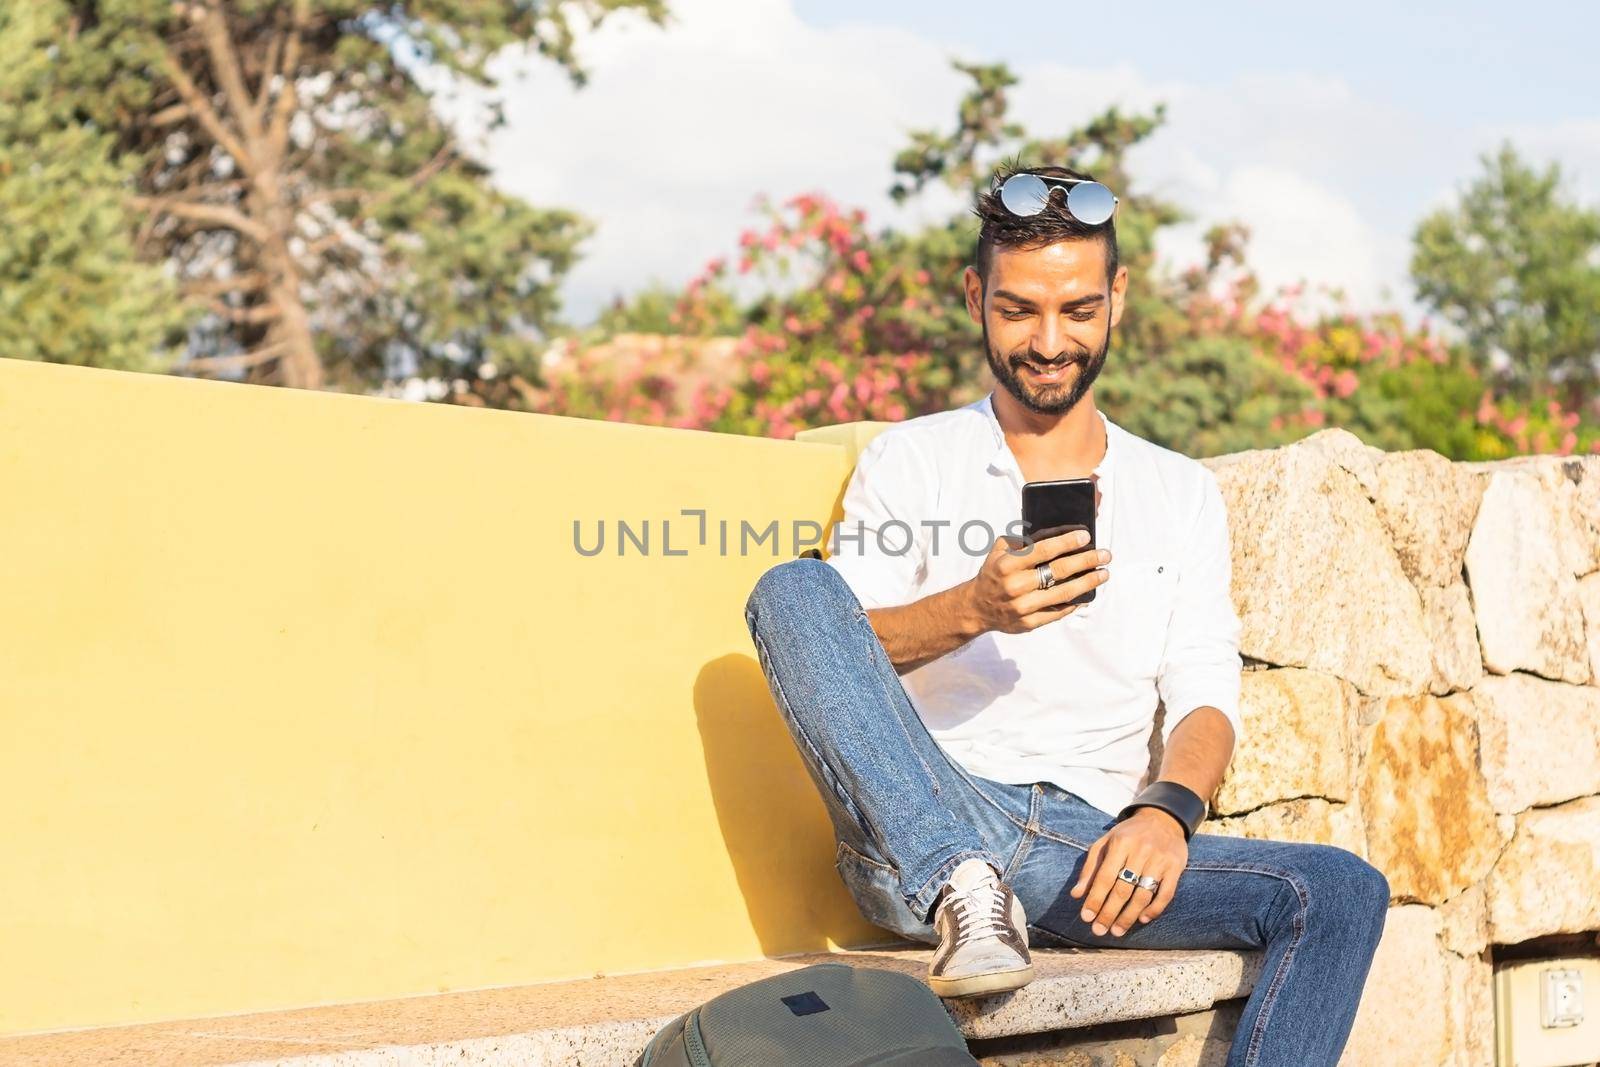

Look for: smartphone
[1021,478,1098,605]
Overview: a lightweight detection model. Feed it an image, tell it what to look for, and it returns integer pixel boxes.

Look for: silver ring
[1036,563,1057,590]
[1117,867,1139,886]
[1136,874,1161,892]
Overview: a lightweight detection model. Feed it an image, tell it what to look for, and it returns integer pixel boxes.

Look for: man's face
[963,238,1129,416]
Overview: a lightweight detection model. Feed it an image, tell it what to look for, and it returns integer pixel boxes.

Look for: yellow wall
[0,358,883,1036]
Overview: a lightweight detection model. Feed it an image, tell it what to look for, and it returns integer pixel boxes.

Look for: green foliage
[1096,335,1313,458]
[1412,144,1600,410]
[0,1,188,370]
[590,277,742,338]
[592,284,691,336]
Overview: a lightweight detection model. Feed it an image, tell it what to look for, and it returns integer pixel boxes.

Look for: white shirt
[824,391,1243,816]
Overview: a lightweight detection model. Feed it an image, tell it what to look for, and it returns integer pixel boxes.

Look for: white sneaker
[927,859,1034,999]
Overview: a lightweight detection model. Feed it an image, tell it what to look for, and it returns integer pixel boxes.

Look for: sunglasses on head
[996,172,1119,226]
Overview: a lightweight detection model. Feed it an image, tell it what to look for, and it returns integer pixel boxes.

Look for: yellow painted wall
[0,358,884,1036]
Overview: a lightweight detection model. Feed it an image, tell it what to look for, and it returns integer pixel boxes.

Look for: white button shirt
[824,391,1243,816]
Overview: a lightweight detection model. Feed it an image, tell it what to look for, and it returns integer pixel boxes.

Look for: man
[743,164,1390,1067]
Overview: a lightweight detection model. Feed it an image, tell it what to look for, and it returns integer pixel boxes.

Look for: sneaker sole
[927,963,1035,999]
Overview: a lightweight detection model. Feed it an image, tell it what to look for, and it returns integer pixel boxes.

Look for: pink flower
[851,250,871,272]
[1333,370,1359,399]
[1475,391,1496,424]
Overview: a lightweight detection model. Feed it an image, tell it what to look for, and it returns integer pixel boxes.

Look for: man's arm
[1149,705,1235,824]
[866,530,1111,674]
[865,585,986,675]
[1151,465,1245,802]
[1070,467,1243,937]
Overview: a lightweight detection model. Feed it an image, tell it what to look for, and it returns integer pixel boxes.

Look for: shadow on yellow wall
[694,653,890,956]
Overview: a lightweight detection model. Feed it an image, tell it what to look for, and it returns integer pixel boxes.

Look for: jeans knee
[1351,856,1391,921]
[1313,848,1391,932]
[744,556,855,628]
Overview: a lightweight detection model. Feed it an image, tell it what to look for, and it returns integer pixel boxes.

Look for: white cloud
[461,0,1597,325]
[470,0,964,318]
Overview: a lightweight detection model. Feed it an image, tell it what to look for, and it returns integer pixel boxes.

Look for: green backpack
[635,962,980,1067]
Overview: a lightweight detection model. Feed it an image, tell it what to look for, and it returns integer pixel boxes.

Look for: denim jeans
[743,558,1389,1067]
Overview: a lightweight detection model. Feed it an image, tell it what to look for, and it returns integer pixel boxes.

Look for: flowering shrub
[534,200,1599,461]
[1225,280,1600,458]
[736,193,973,437]
[589,191,973,438]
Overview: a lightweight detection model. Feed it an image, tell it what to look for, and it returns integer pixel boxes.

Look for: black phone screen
[1020,478,1098,605]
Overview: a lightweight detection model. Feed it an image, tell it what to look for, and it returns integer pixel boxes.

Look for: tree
[1412,144,1600,411]
[0,2,188,371]
[23,0,665,389]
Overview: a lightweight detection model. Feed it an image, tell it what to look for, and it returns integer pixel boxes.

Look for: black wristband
[1116,780,1208,841]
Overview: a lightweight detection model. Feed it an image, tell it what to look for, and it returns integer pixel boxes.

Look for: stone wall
[1195,430,1600,1067]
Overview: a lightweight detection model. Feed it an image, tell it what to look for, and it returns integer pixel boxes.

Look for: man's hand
[1068,808,1187,936]
[965,530,1110,635]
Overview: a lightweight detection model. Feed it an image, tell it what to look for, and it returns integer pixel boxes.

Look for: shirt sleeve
[823,431,929,610]
[1157,466,1245,748]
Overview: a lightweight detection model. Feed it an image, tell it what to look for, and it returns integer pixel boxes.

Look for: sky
[464,0,1600,326]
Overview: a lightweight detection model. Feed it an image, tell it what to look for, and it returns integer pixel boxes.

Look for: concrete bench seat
[0,947,1260,1067]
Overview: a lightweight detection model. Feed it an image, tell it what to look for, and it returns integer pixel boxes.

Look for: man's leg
[742,558,1030,936]
[1011,784,1388,1067]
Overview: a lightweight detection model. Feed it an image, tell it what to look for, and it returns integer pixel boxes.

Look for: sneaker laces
[943,879,1011,948]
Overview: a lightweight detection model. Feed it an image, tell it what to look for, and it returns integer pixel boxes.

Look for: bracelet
[1116,780,1209,841]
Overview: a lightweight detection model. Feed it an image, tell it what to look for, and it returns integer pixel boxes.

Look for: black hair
[973,162,1120,287]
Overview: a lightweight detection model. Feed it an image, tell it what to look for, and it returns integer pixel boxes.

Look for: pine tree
[0,2,188,371]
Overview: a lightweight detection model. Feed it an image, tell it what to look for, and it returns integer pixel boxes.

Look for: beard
[984,316,1111,417]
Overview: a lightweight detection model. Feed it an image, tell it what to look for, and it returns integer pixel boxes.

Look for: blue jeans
[743,558,1389,1067]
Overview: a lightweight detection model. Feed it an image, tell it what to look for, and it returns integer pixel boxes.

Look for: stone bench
[0,947,1260,1066]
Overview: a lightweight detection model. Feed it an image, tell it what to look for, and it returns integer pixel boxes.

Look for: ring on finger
[1117,867,1140,887]
[1136,874,1161,892]
[1036,562,1057,591]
